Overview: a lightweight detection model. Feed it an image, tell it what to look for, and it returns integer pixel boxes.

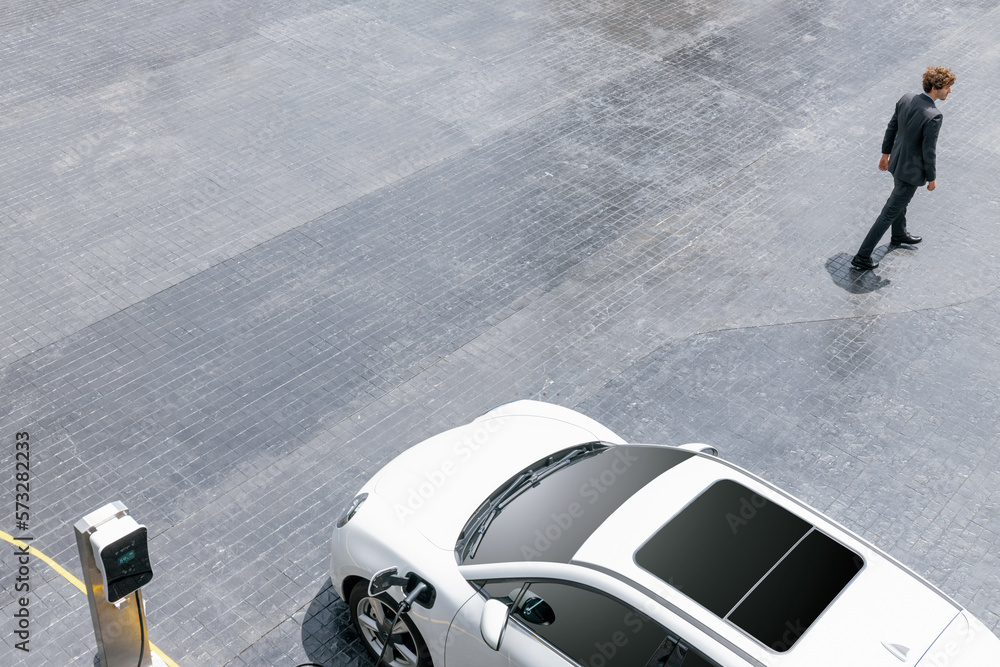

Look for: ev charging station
[74,501,164,667]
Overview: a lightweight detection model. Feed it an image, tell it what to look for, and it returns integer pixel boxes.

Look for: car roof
[572,452,962,664]
[459,443,694,565]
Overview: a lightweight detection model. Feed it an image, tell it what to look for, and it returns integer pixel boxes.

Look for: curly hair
[923,66,956,93]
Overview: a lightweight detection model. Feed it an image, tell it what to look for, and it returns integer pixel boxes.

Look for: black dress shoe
[890,233,922,245]
[851,254,878,270]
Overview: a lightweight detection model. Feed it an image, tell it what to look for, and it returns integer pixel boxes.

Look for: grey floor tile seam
[0,49,780,386]
[0,0,844,370]
[211,0,1000,580]
[1,1,1000,667]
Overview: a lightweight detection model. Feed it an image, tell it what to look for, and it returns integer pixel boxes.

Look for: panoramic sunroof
[635,480,863,651]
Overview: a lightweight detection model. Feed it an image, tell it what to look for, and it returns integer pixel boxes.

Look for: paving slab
[2,0,1000,665]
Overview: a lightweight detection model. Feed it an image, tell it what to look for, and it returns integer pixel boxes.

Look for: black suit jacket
[883,92,943,186]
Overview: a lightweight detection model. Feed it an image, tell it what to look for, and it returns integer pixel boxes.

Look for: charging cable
[373,582,428,666]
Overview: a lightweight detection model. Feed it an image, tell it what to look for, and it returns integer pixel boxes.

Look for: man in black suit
[852,66,956,270]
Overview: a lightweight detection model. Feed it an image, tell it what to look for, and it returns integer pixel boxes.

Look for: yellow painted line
[1,530,181,667]
[3,530,85,592]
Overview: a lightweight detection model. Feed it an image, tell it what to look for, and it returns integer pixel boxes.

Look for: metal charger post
[74,501,163,667]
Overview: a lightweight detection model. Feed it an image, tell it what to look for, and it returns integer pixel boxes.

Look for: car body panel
[372,409,622,550]
[781,561,959,666]
[330,488,479,649]
[331,401,630,664]
[458,560,751,666]
[472,400,628,446]
[573,453,962,665]
[330,401,1000,667]
[447,592,576,667]
[917,611,1000,665]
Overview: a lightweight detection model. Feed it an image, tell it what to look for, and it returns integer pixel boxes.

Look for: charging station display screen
[98,528,153,603]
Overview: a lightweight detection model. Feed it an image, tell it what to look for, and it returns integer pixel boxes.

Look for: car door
[445,580,575,667]
[448,578,722,667]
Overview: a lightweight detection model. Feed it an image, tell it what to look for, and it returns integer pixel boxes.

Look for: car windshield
[635,479,864,652]
[456,444,693,565]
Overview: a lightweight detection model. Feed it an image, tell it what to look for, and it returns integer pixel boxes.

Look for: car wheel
[349,580,433,667]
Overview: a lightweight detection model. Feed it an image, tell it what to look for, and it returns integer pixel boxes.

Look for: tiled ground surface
[2,0,1000,664]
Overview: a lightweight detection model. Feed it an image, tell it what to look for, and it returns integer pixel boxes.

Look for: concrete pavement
[2,0,999,664]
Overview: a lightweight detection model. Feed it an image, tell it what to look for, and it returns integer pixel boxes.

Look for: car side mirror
[480,598,510,651]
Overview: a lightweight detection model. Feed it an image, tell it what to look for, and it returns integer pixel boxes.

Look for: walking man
[852,66,956,270]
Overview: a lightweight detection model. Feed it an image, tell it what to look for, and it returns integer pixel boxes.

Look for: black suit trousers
[857,177,917,258]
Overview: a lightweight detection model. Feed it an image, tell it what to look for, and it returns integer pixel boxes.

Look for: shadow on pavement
[300,578,367,667]
[826,251,892,293]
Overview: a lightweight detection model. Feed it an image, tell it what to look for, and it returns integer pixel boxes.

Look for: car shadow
[826,249,896,293]
[300,577,367,667]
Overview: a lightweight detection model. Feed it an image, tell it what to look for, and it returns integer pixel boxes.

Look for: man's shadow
[826,244,915,293]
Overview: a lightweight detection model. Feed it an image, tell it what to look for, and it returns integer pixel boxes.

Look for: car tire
[349,579,433,667]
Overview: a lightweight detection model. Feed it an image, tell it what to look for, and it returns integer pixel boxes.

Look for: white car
[331,400,1000,666]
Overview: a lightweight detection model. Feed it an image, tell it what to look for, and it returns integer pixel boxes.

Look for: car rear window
[635,479,863,652]
[460,445,693,565]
